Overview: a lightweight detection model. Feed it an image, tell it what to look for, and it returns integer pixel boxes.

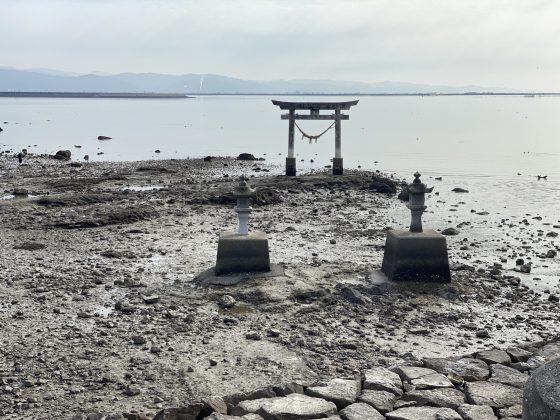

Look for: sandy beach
[0,155,558,419]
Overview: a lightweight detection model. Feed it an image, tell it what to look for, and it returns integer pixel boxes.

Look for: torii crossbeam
[272,100,359,176]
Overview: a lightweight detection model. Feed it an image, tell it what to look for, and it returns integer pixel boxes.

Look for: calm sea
[1,95,558,175]
[1,95,559,284]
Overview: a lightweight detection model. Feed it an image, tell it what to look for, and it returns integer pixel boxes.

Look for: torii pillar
[272,100,359,176]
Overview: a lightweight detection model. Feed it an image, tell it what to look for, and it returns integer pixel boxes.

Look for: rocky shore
[73,340,560,419]
[0,156,558,419]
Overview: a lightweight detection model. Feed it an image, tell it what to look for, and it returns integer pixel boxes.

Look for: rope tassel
[294,121,335,144]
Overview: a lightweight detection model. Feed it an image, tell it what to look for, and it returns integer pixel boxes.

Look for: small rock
[519,263,531,273]
[245,332,261,341]
[131,335,147,345]
[124,386,141,397]
[13,188,29,196]
[441,228,460,236]
[142,295,160,304]
[237,153,257,161]
[13,241,46,251]
[53,150,71,160]
[476,329,490,338]
[218,295,236,309]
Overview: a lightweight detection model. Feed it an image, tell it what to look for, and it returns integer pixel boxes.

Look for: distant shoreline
[0,92,191,99]
[1,91,559,98]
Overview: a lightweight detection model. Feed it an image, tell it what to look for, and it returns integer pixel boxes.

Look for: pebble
[131,335,147,345]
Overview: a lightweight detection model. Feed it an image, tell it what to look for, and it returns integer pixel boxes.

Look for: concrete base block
[333,157,343,175]
[215,231,270,275]
[523,358,560,419]
[286,157,296,176]
[197,263,285,286]
[381,229,451,282]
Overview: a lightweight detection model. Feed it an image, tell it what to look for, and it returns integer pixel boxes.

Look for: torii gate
[272,99,359,176]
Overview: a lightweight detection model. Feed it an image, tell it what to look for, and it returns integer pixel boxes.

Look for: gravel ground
[0,155,558,419]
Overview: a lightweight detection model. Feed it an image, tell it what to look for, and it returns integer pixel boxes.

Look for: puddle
[94,306,114,317]
[1,194,38,201]
[121,186,163,192]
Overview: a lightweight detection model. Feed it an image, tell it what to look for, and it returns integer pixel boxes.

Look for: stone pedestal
[286,157,296,176]
[333,157,343,175]
[381,229,451,282]
[215,231,271,275]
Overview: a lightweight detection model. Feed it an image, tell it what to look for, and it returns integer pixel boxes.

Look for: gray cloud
[1,0,559,89]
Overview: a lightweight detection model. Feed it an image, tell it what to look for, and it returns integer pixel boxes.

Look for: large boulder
[523,358,560,419]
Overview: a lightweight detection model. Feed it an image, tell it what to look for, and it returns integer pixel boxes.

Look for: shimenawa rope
[294,121,335,144]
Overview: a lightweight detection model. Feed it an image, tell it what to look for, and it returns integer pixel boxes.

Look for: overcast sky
[2,0,559,90]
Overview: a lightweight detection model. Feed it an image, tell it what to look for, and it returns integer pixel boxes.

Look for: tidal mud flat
[0,156,558,419]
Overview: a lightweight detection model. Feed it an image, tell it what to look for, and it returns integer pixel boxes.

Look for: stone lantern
[407,172,433,233]
[380,172,450,282]
[233,176,255,235]
[215,176,271,276]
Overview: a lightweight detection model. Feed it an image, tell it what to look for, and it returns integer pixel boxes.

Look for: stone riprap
[72,340,559,420]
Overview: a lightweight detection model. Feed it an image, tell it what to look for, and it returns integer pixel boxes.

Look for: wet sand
[0,156,558,419]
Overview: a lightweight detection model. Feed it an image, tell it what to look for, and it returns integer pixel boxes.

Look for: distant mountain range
[0,67,521,94]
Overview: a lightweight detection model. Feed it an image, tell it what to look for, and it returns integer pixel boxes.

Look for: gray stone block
[381,229,451,282]
[457,404,497,420]
[333,157,343,175]
[465,381,522,408]
[523,357,560,419]
[233,393,338,418]
[385,406,462,420]
[306,378,361,410]
[286,157,296,176]
[339,402,384,420]
[215,231,270,275]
